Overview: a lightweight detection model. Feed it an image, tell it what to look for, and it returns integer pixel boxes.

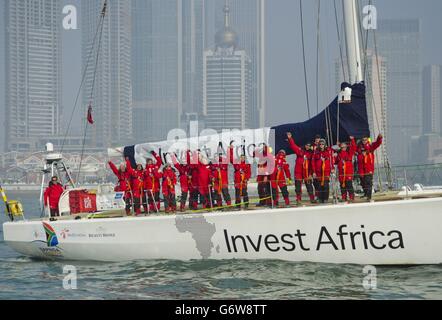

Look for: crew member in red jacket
[210,144,232,208]
[43,176,64,217]
[270,150,292,207]
[230,143,252,209]
[109,160,132,215]
[286,132,316,205]
[198,153,212,209]
[358,134,383,201]
[143,156,162,213]
[125,158,144,215]
[312,139,334,204]
[255,144,273,207]
[161,164,177,213]
[335,137,357,202]
[172,151,191,212]
[188,150,201,210]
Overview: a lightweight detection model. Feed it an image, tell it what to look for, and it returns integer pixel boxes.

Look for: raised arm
[371,134,383,152]
[151,150,163,167]
[287,136,302,157]
[108,161,120,177]
[349,136,357,156]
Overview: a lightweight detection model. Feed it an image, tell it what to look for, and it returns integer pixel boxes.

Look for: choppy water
[1,192,441,300]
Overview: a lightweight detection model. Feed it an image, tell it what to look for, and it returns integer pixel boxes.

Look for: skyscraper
[374,19,421,165]
[132,0,206,143]
[82,0,132,149]
[206,0,265,128]
[5,0,62,152]
[203,4,252,131]
[422,65,442,135]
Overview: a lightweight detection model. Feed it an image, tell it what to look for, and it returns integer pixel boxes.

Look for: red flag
[87,104,94,125]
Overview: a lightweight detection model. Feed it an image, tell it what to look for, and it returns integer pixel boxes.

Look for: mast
[343,0,363,83]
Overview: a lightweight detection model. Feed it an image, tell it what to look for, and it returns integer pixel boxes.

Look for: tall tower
[422,65,442,135]
[374,19,421,165]
[207,0,265,128]
[203,3,252,131]
[132,0,206,143]
[5,0,62,152]
[81,0,132,149]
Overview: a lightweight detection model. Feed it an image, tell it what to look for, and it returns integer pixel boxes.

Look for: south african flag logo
[42,222,59,247]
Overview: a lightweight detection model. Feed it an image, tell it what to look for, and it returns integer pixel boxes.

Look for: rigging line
[299,0,311,119]
[341,0,352,82]
[315,0,321,115]
[60,9,106,153]
[358,0,372,81]
[334,0,347,83]
[77,2,107,182]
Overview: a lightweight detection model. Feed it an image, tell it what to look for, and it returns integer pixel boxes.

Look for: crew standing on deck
[255,144,272,207]
[125,158,144,215]
[143,156,162,213]
[286,132,316,205]
[108,161,132,215]
[230,142,252,209]
[271,150,292,207]
[210,144,232,208]
[161,163,177,213]
[335,137,357,202]
[358,134,383,201]
[172,151,191,212]
[312,139,334,204]
[43,176,64,217]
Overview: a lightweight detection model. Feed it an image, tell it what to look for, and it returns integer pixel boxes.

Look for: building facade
[422,65,442,135]
[206,0,265,129]
[82,0,132,149]
[5,0,62,152]
[132,0,207,143]
[374,19,421,165]
[203,4,252,131]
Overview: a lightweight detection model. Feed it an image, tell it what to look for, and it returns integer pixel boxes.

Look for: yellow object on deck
[6,200,24,217]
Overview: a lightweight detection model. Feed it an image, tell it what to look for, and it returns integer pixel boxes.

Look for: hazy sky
[2,0,442,150]
[58,0,442,130]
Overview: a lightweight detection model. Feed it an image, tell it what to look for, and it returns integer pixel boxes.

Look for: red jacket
[126,159,144,197]
[313,148,334,185]
[270,154,291,188]
[288,137,314,180]
[172,153,191,193]
[44,183,64,209]
[143,164,162,192]
[254,146,274,177]
[161,167,177,194]
[358,136,383,175]
[210,155,229,189]
[198,163,211,195]
[108,161,130,192]
[335,138,357,183]
[229,146,251,187]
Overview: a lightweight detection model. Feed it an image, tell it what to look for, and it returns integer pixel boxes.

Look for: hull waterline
[3,197,442,265]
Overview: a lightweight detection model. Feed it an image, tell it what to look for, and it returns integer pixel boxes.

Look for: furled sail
[109,82,370,166]
[271,82,370,155]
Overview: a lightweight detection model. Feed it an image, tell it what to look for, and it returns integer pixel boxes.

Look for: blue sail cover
[270,82,370,155]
